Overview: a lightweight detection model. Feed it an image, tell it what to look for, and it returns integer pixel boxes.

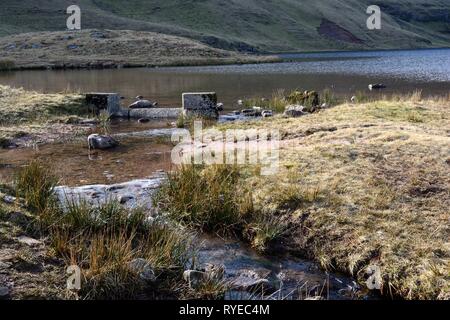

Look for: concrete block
[182,92,218,119]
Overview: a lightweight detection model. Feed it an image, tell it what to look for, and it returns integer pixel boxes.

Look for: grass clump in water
[156,164,253,234]
[14,160,58,216]
[155,164,287,252]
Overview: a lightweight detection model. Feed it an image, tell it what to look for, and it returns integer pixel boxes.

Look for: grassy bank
[0,85,91,148]
[157,94,450,300]
[0,30,278,71]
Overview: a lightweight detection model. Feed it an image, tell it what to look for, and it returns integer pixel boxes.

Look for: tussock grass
[155,164,287,252]
[156,165,253,234]
[14,160,58,216]
[13,161,196,300]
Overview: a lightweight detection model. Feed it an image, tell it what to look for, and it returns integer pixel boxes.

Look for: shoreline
[0,29,280,72]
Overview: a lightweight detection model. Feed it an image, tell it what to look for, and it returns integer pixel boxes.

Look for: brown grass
[214,93,450,299]
[0,85,91,147]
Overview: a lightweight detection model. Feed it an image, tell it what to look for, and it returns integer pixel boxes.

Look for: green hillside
[0,0,449,52]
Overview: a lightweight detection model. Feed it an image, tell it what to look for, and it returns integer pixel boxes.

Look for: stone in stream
[283,105,307,118]
[182,92,218,119]
[261,110,273,118]
[138,118,151,123]
[216,103,224,111]
[229,270,275,293]
[128,97,157,109]
[183,264,225,289]
[0,286,10,300]
[87,134,119,150]
[368,83,386,90]
[54,175,165,210]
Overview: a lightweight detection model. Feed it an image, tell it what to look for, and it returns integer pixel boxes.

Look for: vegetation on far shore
[0,29,278,71]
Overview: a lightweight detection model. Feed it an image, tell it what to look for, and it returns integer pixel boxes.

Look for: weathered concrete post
[85,93,121,116]
[182,92,218,119]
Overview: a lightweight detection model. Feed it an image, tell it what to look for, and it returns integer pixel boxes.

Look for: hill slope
[0,29,275,70]
[0,0,449,52]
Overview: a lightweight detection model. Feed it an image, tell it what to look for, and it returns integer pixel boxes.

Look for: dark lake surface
[0,49,449,108]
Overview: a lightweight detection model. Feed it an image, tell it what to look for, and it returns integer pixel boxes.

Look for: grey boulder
[87,134,119,150]
[128,100,156,109]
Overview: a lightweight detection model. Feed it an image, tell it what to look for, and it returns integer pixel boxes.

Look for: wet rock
[219,115,239,122]
[284,105,307,118]
[368,84,386,90]
[17,236,42,247]
[183,264,225,289]
[87,134,119,150]
[2,195,16,204]
[129,258,156,282]
[0,286,10,300]
[119,195,134,204]
[79,118,100,125]
[55,175,165,211]
[252,106,263,116]
[138,118,151,123]
[128,100,156,109]
[216,103,224,111]
[230,270,273,293]
[183,270,208,288]
[241,109,257,117]
[261,110,273,118]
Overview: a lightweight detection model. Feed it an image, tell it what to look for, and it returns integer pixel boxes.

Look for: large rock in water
[283,105,307,118]
[128,100,156,109]
[54,175,165,210]
[87,134,119,150]
[182,92,219,119]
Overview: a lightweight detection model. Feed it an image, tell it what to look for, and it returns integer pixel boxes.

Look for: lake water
[0,49,448,109]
